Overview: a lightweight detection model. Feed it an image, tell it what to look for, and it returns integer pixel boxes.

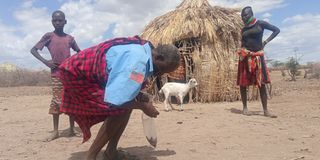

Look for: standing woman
[237,6,280,117]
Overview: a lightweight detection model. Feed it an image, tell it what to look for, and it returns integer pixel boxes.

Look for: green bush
[286,57,299,81]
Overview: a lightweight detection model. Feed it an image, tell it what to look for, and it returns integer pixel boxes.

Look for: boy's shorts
[49,76,63,114]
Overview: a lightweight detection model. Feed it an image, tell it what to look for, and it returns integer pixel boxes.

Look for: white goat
[159,78,198,111]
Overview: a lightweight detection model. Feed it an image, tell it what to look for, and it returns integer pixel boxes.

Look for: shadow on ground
[59,127,82,138]
[227,108,264,116]
[68,145,176,160]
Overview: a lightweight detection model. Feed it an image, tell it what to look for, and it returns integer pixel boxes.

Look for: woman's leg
[259,84,276,118]
[240,86,249,115]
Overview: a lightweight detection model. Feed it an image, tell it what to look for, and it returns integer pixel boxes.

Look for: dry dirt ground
[0,71,320,160]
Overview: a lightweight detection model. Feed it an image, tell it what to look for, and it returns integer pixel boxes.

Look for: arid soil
[0,71,319,160]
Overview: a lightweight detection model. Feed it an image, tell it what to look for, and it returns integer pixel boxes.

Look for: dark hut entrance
[164,37,200,103]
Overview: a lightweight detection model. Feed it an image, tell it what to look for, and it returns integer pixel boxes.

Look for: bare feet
[44,130,59,142]
[103,149,117,160]
[242,108,250,115]
[264,110,277,118]
[104,150,139,160]
[67,128,76,137]
[86,150,99,160]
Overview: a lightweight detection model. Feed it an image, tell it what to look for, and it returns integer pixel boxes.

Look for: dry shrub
[310,62,320,79]
[0,69,50,87]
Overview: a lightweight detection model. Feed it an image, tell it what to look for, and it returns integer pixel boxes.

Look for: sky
[0,0,319,69]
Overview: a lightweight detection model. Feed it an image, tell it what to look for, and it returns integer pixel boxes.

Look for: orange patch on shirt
[130,71,144,84]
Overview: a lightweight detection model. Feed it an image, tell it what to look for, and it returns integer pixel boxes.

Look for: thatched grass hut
[141,0,243,102]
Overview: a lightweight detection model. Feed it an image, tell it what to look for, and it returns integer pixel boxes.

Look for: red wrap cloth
[58,36,149,142]
[237,48,270,87]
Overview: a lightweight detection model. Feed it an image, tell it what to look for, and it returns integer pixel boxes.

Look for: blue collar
[143,42,153,73]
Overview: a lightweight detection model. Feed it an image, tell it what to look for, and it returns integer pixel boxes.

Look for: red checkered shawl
[58,36,150,142]
[237,48,271,87]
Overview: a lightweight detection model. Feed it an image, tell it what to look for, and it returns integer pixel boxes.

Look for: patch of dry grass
[0,69,50,87]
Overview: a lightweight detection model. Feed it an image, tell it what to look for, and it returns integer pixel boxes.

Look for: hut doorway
[169,37,201,82]
[165,37,200,103]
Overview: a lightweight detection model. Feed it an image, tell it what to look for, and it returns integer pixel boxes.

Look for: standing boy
[30,10,81,141]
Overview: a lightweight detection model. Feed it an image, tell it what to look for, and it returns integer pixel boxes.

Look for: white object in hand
[141,113,157,147]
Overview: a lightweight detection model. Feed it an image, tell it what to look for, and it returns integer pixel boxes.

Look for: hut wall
[192,42,240,102]
[140,0,250,103]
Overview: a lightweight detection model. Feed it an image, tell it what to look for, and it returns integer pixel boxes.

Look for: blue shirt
[104,43,153,107]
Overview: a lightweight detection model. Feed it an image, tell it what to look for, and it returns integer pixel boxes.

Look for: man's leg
[240,86,249,115]
[46,76,61,141]
[86,118,114,160]
[68,116,76,136]
[46,114,59,141]
[259,84,277,118]
[86,111,131,160]
[105,110,132,159]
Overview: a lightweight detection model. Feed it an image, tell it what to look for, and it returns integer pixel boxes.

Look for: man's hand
[263,40,268,48]
[45,60,59,69]
[142,102,159,118]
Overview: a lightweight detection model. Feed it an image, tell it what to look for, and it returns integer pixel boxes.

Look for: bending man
[58,36,180,160]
